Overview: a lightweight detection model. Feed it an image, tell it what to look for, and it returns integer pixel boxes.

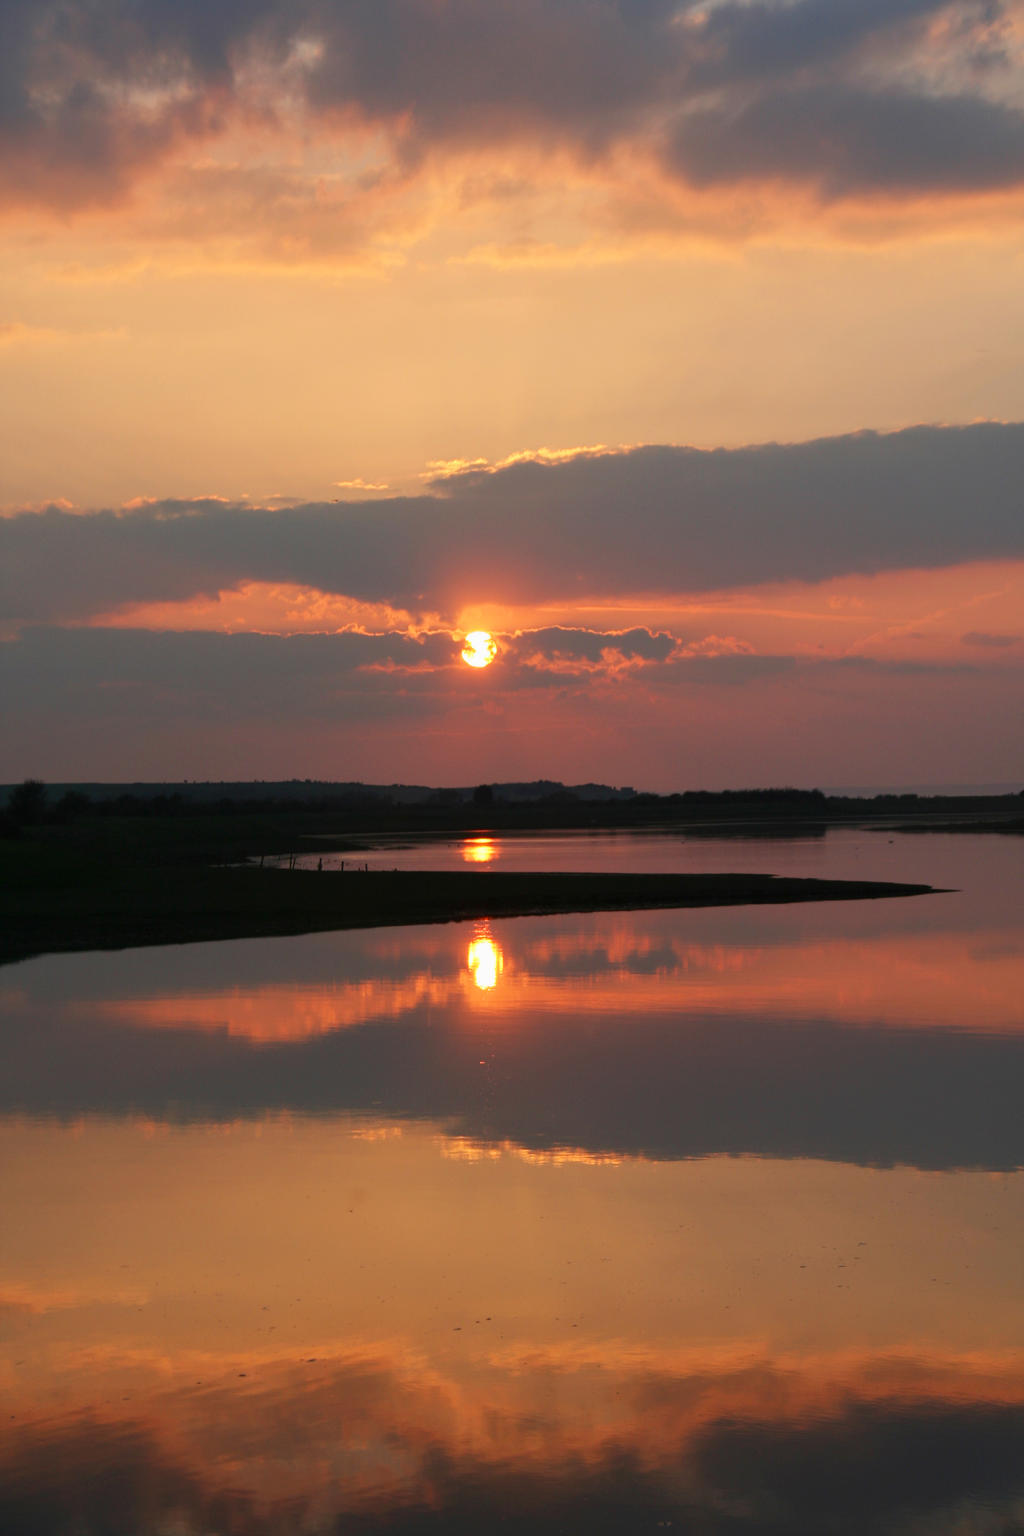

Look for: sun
[461,630,498,668]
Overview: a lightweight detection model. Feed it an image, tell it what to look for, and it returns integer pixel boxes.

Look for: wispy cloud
[0,321,126,347]
[332,478,392,494]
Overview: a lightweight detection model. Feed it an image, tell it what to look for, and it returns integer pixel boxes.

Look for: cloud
[689,1397,1024,1529]
[828,655,981,674]
[666,86,1024,199]
[663,651,797,683]
[2,0,1023,245]
[0,627,466,723]
[7,913,1024,1164]
[4,424,1024,624]
[509,626,679,674]
[678,0,1010,86]
[0,0,233,212]
[3,620,1016,790]
[0,624,751,724]
[5,1358,1024,1535]
[963,628,1022,646]
[674,634,755,658]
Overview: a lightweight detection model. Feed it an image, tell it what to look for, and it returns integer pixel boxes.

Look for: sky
[2,0,1023,790]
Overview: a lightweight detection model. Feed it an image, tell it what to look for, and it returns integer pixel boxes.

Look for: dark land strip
[1,866,940,967]
[883,817,1024,834]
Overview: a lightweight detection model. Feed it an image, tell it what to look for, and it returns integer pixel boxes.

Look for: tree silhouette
[8,779,47,824]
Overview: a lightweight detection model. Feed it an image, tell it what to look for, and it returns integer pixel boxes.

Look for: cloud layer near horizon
[4,616,1017,788]
[0,624,788,723]
[4,424,1023,625]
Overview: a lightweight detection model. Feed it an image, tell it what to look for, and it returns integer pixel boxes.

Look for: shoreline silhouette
[1,780,993,965]
[2,864,939,967]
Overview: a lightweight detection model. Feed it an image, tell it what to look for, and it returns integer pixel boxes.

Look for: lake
[2,829,1022,1533]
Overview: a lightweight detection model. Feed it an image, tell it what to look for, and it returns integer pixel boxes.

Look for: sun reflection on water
[462,837,497,864]
[467,930,503,991]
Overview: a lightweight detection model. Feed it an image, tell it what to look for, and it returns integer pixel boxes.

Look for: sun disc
[461,630,498,668]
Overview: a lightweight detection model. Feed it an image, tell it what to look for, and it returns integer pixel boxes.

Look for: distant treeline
[1,777,637,810]
[2,776,1020,838]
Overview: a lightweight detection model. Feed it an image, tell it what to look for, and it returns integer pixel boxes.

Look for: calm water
[2,831,1023,1533]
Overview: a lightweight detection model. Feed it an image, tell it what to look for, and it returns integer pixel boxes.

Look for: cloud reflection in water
[2,906,1023,1170]
[3,855,1024,1534]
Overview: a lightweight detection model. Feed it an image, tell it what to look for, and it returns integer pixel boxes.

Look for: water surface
[2,831,1022,1533]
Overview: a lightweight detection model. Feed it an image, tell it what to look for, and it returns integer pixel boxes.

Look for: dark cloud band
[1,0,1021,215]
[3,423,1023,623]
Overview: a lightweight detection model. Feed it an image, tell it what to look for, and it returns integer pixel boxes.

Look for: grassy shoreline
[1,865,940,967]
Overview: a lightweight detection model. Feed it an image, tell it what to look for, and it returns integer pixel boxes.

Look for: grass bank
[1,848,938,967]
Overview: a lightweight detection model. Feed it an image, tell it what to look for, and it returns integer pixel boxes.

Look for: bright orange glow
[462,837,496,864]
[65,921,1024,1042]
[461,630,498,668]
[454,561,1024,671]
[94,975,458,1041]
[467,934,503,991]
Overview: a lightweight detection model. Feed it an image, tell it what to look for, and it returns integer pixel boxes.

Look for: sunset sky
[2,0,1023,789]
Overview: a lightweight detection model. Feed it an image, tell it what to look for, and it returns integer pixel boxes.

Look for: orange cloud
[91,581,428,637]
[5,0,1024,270]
